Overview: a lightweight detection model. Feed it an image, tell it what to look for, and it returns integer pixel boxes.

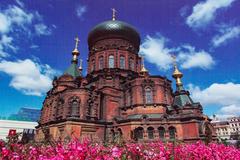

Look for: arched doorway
[158,127,165,140]
[147,127,154,139]
[134,127,144,141]
[169,126,176,140]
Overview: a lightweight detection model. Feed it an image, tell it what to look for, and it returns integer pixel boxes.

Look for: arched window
[158,127,165,140]
[117,128,123,141]
[129,58,134,70]
[118,128,123,136]
[111,129,115,142]
[91,60,95,72]
[169,126,176,140]
[145,87,153,104]
[147,127,154,139]
[108,55,114,68]
[134,127,144,141]
[71,100,79,117]
[120,56,125,69]
[99,56,104,70]
[126,91,131,106]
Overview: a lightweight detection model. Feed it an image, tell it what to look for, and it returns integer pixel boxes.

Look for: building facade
[228,117,240,136]
[212,120,231,140]
[35,15,215,143]
[0,120,37,140]
[212,116,240,141]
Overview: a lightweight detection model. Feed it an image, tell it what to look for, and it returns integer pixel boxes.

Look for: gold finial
[111,8,117,21]
[140,56,148,73]
[171,54,183,90]
[72,36,80,63]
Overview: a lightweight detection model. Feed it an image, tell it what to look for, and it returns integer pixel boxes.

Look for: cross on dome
[74,37,80,50]
[111,8,117,21]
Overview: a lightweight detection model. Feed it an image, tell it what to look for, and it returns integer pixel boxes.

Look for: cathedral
[35,12,215,143]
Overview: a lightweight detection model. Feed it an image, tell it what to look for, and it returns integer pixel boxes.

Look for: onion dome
[171,55,183,91]
[88,20,141,51]
[171,55,195,107]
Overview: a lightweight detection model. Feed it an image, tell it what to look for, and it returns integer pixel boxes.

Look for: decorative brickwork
[35,19,216,143]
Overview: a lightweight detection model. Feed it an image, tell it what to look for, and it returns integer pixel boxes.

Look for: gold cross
[111,8,117,20]
[74,37,80,50]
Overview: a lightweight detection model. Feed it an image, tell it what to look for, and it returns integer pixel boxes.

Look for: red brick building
[35,16,215,143]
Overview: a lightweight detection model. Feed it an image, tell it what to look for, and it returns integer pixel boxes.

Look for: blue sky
[0,0,240,119]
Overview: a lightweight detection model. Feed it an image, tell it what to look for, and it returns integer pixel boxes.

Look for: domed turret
[88,20,140,51]
[86,9,142,74]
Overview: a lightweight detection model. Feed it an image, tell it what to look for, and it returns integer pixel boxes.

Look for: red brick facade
[35,19,215,143]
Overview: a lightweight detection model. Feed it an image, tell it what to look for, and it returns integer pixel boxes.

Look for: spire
[140,56,148,73]
[79,59,83,75]
[79,59,83,70]
[111,8,117,21]
[171,55,197,108]
[171,55,183,91]
[72,37,80,63]
[64,37,81,78]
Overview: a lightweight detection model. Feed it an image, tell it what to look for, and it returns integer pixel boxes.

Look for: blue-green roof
[173,91,194,107]
[64,63,80,78]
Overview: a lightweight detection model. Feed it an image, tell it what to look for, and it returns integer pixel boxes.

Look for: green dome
[88,20,140,50]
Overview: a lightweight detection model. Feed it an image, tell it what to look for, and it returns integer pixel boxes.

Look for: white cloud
[220,104,240,115]
[0,35,13,58]
[76,5,87,18]
[15,0,24,8]
[178,45,215,69]
[0,59,59,96]
[0,4,53,58]
[0,13,10,33]
[30,45,39,49]
[211,25,240,47]
[188,83,240,118]
[5,5,33,28]
[140,35,172,70]
[140,35,215,71]
[186,0,235,29]
[0,2,58,97]
[34,23,52,36]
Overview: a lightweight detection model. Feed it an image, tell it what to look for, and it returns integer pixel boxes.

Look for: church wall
[181,122,199,140]
[122,106,166,117]
[36,19,214,143]
[88,40,141,74]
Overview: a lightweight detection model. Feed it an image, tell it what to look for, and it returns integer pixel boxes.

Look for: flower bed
[0,140,240,160]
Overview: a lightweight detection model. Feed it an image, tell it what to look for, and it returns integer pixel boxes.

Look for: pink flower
[112,146,122,158]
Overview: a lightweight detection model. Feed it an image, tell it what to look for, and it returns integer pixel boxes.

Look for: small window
[147,127,154,139]
[134,127,144,140]
[71,100,79,117]
[91,60,95,72]
[158,127,165,140]
[109,55,114,68]
[129,58,134,70]
[99,57,104,70]
[169,127,176,140]
[120,56,125,69]
[145,87,153,104]
[126,92,131,106]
